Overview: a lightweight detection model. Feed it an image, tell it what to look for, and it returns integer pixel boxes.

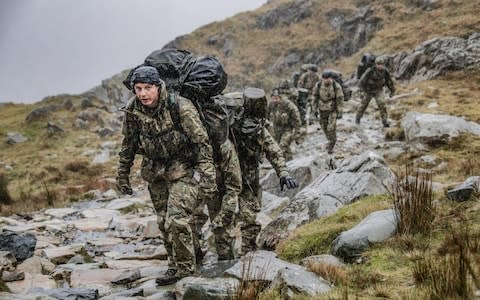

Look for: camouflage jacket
[232,118,289,192]
[312,80,344,112]
[358,67,395,94]
[267,95,301,130]
[118,96,216,186]
[298,70,320,92]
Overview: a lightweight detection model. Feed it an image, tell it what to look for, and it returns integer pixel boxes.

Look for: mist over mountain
[0,0,265,103]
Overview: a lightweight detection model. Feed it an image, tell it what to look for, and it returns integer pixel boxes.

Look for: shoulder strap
[166,92,183,132]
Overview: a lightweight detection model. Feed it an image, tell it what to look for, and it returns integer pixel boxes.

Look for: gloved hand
[280,175,298,191]
[337,112,343,119]
[116,177,133,195]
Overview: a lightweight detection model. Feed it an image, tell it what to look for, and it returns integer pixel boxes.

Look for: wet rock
[41,244,86,265]
[271,266,330,298]
[69,218,111,232]
[44,208,77,219]
[51,263,104,281]
[258,170,387,249]
[0,232,36,263]
[70,268,126,288]
[111,269,141,285]
[6,133,27,144]
[256,0,313,29]
[0,293,55,300]
[1,270,25,282]
[175,277,239,300]
[100,288,143,299]
[25,105,60,123]
[6,273,56,294]
[35,287,99,300]
[80,208,120,219]
[401,112,480,148]
[0,251,16,272]
[447,176,480,201]
[331,209,397,262]
[67,255,85,265]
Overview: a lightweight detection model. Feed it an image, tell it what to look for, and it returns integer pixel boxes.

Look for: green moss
[0,279,10,292]
[277,195,392,263]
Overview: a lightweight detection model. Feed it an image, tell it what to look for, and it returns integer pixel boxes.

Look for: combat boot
[382,121,390,128]
[156,268,182,286]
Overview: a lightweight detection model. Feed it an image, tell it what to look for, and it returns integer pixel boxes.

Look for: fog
[0,0,266,103]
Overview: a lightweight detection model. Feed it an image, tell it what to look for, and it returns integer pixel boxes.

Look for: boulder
[331,209,397,262]
[25,105,60,123]
[271,267,330,298]
[447,176,480,201]
[256,0,313,29]
[175,277,239,300]
[34,288,98,300]
[0,232,36,263]
[401,112,480,147]
[0,251,16,272]
[258,171,387,249]
[6,133,27,144]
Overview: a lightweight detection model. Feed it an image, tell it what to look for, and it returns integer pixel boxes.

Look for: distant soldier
[356,56,395,127]
[268,88,302,161]
[356,53,376,79]
[232,87,298,254]
[298,64,320,124]
[292,64,309,88]
[312,70,344,154]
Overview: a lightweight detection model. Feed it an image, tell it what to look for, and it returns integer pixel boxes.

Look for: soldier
[194,138,241,261]
[232,87,298,254]
[268,88,302,161]
[311,70,344,154]
[356,56,395,127]
[116,66,217,285]
[298,64,320,124]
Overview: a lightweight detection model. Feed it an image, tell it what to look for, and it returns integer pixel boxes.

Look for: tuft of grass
[277,195,391,263]
[391,165,435,236]
[231,255,270,300]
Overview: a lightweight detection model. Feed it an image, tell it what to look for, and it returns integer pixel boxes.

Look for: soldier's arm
[263,128,289,178]
[298,73,306,89]
[118,111,139,183]
[177,99,217,189]
[385,70,395,94]
[335,82,344,114]
[358,68,372,89]
[288,101,302,130]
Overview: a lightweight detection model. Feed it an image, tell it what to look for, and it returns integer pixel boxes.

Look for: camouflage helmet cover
[375,56,386,65]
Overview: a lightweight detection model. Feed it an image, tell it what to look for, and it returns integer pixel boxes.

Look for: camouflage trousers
[149,175,200,276]
[319,110,337,153]
[273,128,295,161]
[237,185,262,254]
[356,89,388,124]
[296,93,308,126]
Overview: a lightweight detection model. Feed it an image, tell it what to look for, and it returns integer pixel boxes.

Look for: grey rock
[447,176,480,201]
[0,251,17,272]
[1,270,25,282]
[0,293,56,300]
[100,288,143,299]
[67,255,85,265]
[96,127,114,138]
[0,231,36,263]
[80,98,95,110]
[331,209,397,262]
[260,191,289,218]
[6,132,27,144]
[25,105,60,123]
[401,112,480,147]
[30,287,99,300]
[111,269,141,285]
[258,170,387,249]
[74,118,89,129]
[175,277,239,300]
[256,0,313,29]
[78,111,100,122]
[271,266,330,298]
[46,122,65,135]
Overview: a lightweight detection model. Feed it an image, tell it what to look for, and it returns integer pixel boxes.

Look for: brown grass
[391,165,435,236]
[231,255,270,300]
[0,173,13,205]
[306,261,348,286]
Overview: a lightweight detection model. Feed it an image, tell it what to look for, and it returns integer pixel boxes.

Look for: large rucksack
[123,48,230,148]
[357,53,376,79]
[321,69,352,101]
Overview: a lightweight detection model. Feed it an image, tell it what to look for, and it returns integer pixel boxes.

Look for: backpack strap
[166,91,183,132]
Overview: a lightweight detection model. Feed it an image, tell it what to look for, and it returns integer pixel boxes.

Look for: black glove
[280,175,298,191]
[116,177,133,195]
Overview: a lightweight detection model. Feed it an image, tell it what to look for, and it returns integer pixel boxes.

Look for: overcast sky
[0,0,266,103]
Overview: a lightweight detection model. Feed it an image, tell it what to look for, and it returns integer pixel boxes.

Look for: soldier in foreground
[356,56,395,127]
[311,70,344,154]
[268,88,302,161]
[232,87,299,254]
[116,66,217,285]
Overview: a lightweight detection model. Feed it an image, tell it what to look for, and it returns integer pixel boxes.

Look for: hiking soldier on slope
[194,136,242,261]
[116,66,217,285]
[356,56,395,128]
[268,88,302,161]
[232,87,299,254]
[311,70,344,154]
[297,64,320,124]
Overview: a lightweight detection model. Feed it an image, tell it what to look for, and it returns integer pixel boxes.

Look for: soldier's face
[324,78,333,85]
[376,64,384,70]
[134,83,160,108]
